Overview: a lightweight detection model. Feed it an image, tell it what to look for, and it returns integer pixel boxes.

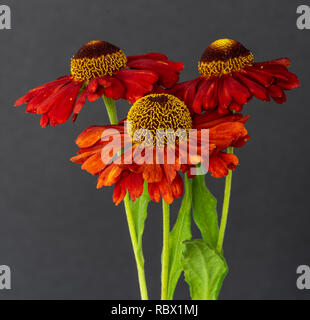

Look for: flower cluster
[14,37,300,301]
[15,38,299,205]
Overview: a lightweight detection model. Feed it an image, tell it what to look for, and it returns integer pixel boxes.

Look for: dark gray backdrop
[0,0,309,300]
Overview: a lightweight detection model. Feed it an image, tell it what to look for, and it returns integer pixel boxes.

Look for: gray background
[0,0,309,300]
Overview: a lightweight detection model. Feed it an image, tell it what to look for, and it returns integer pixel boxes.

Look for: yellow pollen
[198,38,254,77]
[127,94,192,148]
[70,41,127,81]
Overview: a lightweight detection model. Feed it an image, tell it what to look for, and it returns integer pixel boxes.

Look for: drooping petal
[127,56,183,88]
[14,76,72,107]
[148,182,161,203]
[115,69,158,103]
[233,72,270,101]
[113,179,127,205]
[202,77,219,110]
[81,152,107,175]
[192,78,214,114]
[73,88,88,121]
[126,173,144,202]
[75,126,106,148]
[170,173,183,199]
[224,75,251,106]
[209,152,239,178]
[142,164,163,183]
[268,84,286,103]
[219,75,234,111]
[158,176,174,204]
[97,164,123,188]
[209,121,248,150]
[47,81,82,126]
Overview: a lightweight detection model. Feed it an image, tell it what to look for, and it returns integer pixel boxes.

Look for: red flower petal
[97,164,123,188]
[98,76,125,100]
[14,76,72,106]
[268,84,286,103]
[115,69,158,103]
[126,173,144,202]
[234,72,270,101]
[254,58,291,69]
[218,75,233,112]
[171,173,183,199]
[148,182,161,203]
[75,126,105,148]
[46,82,82,126]
[243,68,274,87]
[158,177,174,204]
[192,78,214,114]
[88,78,99,93]
[113,179,127,206]
[202,77,219,110]
[40,114,49,128]
[209,121,248,150]
[209,152,239,178]
[73,88,88,121]
[81,153,107,175]
[127,58,183,88]
[224,75,251,106]
[142,164,163,183]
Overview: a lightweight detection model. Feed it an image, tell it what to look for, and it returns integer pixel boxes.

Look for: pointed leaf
[182,239,228,300]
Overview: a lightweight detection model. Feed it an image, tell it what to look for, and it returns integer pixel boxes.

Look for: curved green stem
[217,146,234,253]
[124,193,149,300]
[102,96,118,125]
[161,200,170,300]
[102,97,148,300]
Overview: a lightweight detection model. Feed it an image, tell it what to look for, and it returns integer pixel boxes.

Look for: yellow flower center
[70,40,127,81]
[127,94,192,147]
[198,39,254,77]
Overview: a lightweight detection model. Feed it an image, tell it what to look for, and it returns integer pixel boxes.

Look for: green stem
[102,97,148,300]
[217,146,234,253]
[123,193,149,300]
[102,96,118,125]
[161,200,170,300]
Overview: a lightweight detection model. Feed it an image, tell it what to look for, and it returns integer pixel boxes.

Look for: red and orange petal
[111,165,183,205]
[208,152,239,178]
[14,50,183,127]
[170,59,299,115]
[70,108,249,205]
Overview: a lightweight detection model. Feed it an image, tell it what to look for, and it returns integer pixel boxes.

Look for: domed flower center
[70,40,127,81]
[127,94,192,147]
[198,39,254,77]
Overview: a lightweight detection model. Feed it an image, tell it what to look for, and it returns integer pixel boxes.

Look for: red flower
[169,39,300,114]
[71,94,249,205]
[14,41,183,127]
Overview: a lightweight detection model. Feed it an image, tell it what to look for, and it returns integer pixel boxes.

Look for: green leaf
[192,175,219,248]
[129,182,150,257]
[182,239,228,300]
[167,176,192,300]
